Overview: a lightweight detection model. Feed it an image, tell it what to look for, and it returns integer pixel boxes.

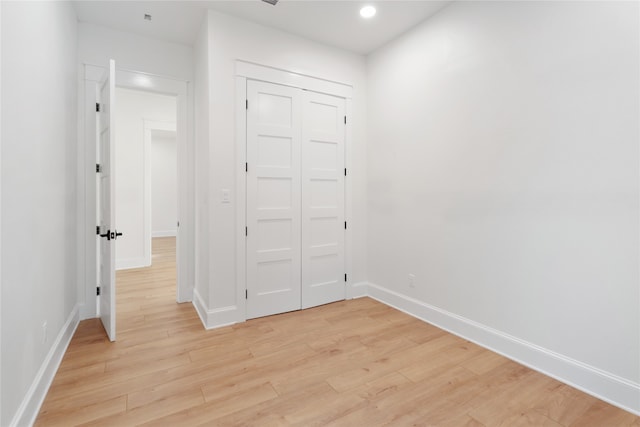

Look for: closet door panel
[301,91,346,309]
[246,80,302,319]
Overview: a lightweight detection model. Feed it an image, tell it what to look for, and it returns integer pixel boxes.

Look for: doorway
[114,88,177,270]
[113,87,178,331]
[86,62,193,340]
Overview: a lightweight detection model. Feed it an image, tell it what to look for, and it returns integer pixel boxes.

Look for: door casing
[81,64,194,321]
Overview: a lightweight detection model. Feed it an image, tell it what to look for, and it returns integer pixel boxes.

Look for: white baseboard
[347,281,369,299]
[79,302,91,321]
[192,289,208,327]
[152,230,177,238]
[10,305,80,427]
[116,257,150,271]
[177,284,194,304]
[192,289,241,330]
[366,282,640,416]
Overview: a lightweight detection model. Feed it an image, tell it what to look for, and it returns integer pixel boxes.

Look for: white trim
[144,120,176,133]
[192,290,240,330]
[0,2,3,422]
[236,60,353,99]
[347,281,369,299]
[152,230,177,238]
[235,76,247,318]
[116,257,150,271]
[0,0,3,422]
[143,119,177,270]
[10,305,80,427]
[192,289,208,328]
[344,98,353,302]
[366,282,640,416]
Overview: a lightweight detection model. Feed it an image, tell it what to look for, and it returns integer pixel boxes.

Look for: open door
[98,60,117,341]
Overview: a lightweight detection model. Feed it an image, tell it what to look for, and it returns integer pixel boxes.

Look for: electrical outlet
[408,274,415,288]
[42,321,48,344]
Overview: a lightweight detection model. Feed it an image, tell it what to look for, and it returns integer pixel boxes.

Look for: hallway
[35,237,201,425]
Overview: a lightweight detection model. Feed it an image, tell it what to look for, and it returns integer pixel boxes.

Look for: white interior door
[246,80,302,319]
[98,60,116,341]
[301,91,346,308]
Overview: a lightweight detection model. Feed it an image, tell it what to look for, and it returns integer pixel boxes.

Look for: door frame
[142,119,177,267]
[81,63,194,320]
[235,60,354,320]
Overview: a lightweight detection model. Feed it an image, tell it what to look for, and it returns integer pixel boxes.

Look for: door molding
[119,119,176,271]
[81,63,194,321]
[236,60,353,99]
[235,60,354,325]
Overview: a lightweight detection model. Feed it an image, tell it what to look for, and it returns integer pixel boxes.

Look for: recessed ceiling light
[144,14,152,21]
[360,5,376,19]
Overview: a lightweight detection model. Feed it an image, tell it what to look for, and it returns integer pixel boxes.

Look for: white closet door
[301,90,346,309]
[246,80,302,319]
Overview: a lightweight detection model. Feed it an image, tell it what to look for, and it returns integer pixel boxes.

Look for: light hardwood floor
[36,237,639,426]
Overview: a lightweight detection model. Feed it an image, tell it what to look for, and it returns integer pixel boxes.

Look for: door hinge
[96,226,100,235]
[344,116,347,125]
[96,287,101,296]
[177,221,180,228]
[344,221,347,230]
[245,226,248,236]
[245,162,248,172]
[246,289,248,299]
[344,274,348,282]
[246,100,248,110]
[344,168,347,177]
[96,103,100,112]
[96,164,102,173]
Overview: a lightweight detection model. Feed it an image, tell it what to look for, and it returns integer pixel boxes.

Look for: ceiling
[73,1,451,55]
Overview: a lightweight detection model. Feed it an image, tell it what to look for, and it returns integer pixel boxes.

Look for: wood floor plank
[35,395,127,427]
[35,237,639,426]
[461,349,511,375]
[531,382,598,426]
[210,381,336,426]
[84,388,205,427]
[469,369,561,425]
[569,400,640,427]
[139,383,279,426]
[352,371,413,401]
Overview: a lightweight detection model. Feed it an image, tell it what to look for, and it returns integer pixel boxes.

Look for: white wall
[151,131,178,237]
[367,0,639,412]
[78,23,193,81]
[114,87,176,269]
[199,10,367,320]
[1,1,78,425]
[194,16,211,310]
[0,2,4,424]
[78,24,194,317]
